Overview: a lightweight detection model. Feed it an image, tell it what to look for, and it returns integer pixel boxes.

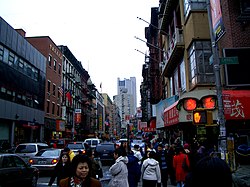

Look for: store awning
[164,101,179,127]
[223,90,250,120]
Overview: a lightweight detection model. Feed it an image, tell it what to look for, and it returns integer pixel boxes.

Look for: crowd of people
[47,138,233,187]
[109,138,233,187]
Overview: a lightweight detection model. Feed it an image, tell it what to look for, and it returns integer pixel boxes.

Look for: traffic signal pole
[206,0,227,159]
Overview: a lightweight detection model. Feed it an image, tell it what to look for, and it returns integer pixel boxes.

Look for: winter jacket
[141,158,161,183]
[127,154,141,187]
[68,150,75,162]
[109,156,129,187]
[48,162,71,186]
[173,152,190,182]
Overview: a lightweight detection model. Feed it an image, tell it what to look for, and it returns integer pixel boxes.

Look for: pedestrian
[141,151,161,187]
[156,143,169,187]
[86,149,103,179]
[173,146,190,187]
[127,148,141,187]
[59,154,102,187]
[132,144,143,164]
[167,144,176,185]
[184,156,232,187]
[63,147,75,162]
[48,152,71,187]
[108,148,129,187]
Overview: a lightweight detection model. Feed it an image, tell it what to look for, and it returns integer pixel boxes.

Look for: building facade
[141,0,250,152]
[0,17,46,145]
[26,36,63,142]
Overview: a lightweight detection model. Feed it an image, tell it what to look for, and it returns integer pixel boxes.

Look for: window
[58,64,61,74]
[47,80,51,93]
[46,100,50,113]
[57,104,60,116]
[53,84,56,96]
[0,45,3,61]
[48,55,52,66]
[52,102,55,115]
[8,52,15,66]
[18,58,24,69]
[54,59,57,71]
[184,0,206,18]
[188,41,215,87]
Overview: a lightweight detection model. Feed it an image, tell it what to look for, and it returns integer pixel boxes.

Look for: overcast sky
[0,0,159,106]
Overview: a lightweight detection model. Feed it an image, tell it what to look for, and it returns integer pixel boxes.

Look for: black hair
[148,151,157,160]
[59,152,71,165]
[186,156,232,187]
[71,154,92,186]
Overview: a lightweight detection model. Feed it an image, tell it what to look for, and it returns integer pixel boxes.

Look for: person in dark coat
[184,156,232,187]
[156,143,169,187]
[48,152,71,186]
[127,148,141,187]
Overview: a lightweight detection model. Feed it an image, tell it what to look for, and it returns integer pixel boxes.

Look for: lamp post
[206,0,227,159]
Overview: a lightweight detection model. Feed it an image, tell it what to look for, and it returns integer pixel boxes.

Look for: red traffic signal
[193,109,213,125]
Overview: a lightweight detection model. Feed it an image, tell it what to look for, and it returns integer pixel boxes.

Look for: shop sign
[164,101,179,126]
[223,90,250,120]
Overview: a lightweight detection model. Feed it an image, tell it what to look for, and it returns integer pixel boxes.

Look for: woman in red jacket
[173,146,190,187]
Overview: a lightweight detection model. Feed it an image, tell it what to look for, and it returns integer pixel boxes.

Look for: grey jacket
[109,156,129,187]
[141,158,161,183]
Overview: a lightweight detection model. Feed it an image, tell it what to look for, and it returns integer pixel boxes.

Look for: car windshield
[132,140,143,144]
[67,143,84,149]
[15,145,36,153]
[36,149,61,157]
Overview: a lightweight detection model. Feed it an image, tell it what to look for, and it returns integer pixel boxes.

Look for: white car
[131,139,145,150]
[14,142,49,163]
[84,138,102,149]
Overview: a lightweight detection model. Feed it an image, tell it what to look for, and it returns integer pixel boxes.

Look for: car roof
[17,143,48,145]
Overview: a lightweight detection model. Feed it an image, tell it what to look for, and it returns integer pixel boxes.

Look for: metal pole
[206,0,227,159]
[72,110,75,141]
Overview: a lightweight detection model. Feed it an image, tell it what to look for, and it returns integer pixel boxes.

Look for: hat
[184,143,189,149]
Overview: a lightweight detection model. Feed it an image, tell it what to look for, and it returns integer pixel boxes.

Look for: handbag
[182,155,189,171]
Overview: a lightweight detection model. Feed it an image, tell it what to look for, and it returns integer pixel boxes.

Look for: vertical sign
[210,0,225,42]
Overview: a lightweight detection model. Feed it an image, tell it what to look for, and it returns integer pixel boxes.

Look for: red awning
[223,90,250,120]
[164,101,179,126]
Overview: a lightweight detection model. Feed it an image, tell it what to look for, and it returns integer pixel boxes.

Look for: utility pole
[206,0,227,159]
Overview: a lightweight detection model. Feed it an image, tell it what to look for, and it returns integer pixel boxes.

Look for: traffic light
[193,109,213,125]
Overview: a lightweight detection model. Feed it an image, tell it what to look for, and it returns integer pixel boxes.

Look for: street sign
[220,57,239,64]
[75,108,81,113]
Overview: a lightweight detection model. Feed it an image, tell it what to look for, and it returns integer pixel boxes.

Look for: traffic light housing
[193,109,213,125]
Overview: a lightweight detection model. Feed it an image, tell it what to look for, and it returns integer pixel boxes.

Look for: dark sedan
[0,153,39,187]
[28,148,62,172]
[95,143,116,165]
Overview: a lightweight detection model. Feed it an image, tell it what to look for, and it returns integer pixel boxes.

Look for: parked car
[131,139,145,152]
[84,138,102,149]
[65,142,89,155]
[14,143,49,163]
[95,143,116,164]
[28,148,62,172]
[115,138,128,147]
[0,153,39,187]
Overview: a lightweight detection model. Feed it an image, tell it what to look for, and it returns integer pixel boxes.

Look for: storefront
[163,90,219,148]
[223,90,250,146]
